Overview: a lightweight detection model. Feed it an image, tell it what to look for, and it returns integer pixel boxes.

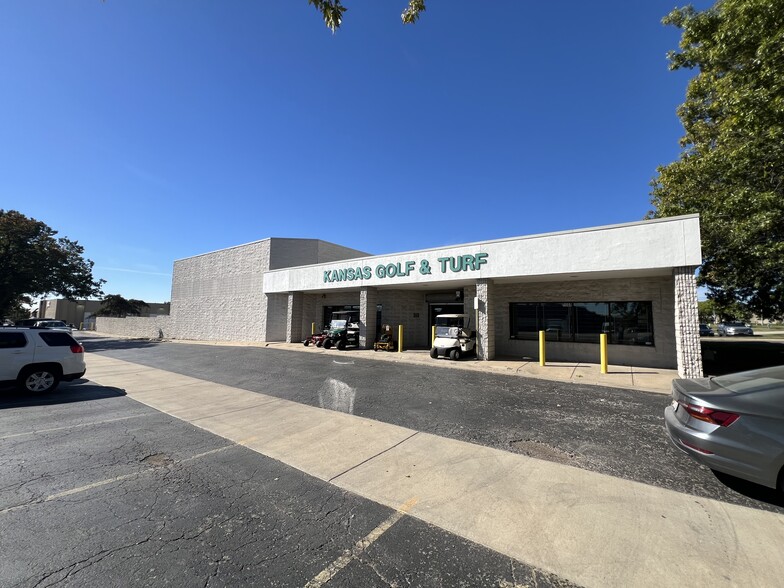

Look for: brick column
[673,266,703,378]
[476,278,495,360]
[360,287,378,349]
[285,292,303,344]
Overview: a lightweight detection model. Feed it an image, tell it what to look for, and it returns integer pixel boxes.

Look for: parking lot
[2,334,783,587]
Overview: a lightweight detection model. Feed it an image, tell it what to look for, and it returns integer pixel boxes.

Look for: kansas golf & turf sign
[323,253,489,283]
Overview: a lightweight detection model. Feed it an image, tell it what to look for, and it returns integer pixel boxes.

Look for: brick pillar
[476,278,495,360]
[360,287,378,349]
[285,292,303,343]
[673,266,703,378]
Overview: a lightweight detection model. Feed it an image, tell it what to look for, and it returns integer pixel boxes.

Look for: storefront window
[510,301,654,346]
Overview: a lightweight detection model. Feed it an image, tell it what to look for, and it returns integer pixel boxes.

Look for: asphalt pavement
[3,334,784,588]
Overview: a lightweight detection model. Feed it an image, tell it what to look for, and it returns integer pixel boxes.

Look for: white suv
[0,328,86,393]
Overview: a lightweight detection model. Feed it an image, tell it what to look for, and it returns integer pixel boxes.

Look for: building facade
[96,216,704,377]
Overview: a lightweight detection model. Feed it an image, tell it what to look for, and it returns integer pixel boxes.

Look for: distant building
[37,298,170,327]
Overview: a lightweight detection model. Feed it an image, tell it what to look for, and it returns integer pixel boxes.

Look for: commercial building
[96,215,703,377]
[37,298,170,327]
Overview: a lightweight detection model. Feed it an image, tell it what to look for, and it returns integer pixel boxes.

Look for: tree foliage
[0,210,104,319]
[308,0,425,32]
[649,0,784,319]
[95,294,149,318]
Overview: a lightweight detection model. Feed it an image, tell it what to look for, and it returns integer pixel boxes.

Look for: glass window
[510,301,654,346]
[0,332,27,349]
[573,302,609,343]
[38,331,77,347]
[542,303,572,342]
[510,303,539,340]
[609,302,654,345]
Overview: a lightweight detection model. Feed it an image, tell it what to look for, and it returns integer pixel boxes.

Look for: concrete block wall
[269,239,369,271]
[377,290,430,348]
[170,240,270,342]
[95,316,172,339]
[492,276,677,368]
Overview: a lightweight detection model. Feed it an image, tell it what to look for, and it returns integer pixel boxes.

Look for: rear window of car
[38,331,77,347]
[0,332,28,348]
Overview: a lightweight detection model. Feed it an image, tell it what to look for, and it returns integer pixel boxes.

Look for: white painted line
[304,497,418,588]
[0,414,148,440]
[0,445,236,516]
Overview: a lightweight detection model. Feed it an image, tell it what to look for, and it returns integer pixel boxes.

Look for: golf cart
[323,310,360,350]
[429,314,476,360]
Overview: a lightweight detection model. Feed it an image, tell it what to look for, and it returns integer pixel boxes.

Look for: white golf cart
[429,314,476,360]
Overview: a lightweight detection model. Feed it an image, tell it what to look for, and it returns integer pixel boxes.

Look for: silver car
[717,322,754,336]
[664,365,784,491]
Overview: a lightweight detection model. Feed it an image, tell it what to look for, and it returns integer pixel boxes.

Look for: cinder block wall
[171,240,271,342]
[95,316,172,339]
[492,276,676,368]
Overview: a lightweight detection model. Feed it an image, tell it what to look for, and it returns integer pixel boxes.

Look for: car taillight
[679,401,739,427]
[70,344,84,354]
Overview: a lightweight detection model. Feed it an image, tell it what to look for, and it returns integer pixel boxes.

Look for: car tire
[323,339,333,349]
[337,339,346,351]
[430,347,438,359]
[18,366,61,394]
[450,348,461,361]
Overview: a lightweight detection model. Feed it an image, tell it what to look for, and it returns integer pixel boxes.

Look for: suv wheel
[19,366,61,394]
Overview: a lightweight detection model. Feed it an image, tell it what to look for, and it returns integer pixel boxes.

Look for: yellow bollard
[398,324,404,352]
[311,322,316,335]
[431,325,436,345]
[539,330,546,366]
[600,333,608,374]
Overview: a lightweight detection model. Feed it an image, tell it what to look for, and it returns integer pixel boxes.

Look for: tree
[308,0,425,32]
[0,210,104,319]
[95,294,149,318]
[648,0,784,320]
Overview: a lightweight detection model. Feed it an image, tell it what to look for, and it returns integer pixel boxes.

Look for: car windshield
[330,319,347,329]
[714,366,784,394]
[725,322,746,327]
[436,326,460,338]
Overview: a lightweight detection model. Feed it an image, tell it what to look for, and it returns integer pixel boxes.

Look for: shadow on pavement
[702,338,784,376]
[77,336,161,353]
[712,471,784,508]
[0,381,127,409]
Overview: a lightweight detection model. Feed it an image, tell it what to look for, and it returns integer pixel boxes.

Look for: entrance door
[428,303,464,344]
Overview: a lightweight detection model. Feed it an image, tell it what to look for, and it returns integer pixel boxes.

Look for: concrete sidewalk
[87,353,784,588]
[88,331,678,395]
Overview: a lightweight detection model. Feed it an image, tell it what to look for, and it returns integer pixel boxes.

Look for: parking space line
[303,497,418,588]
[0,414,149,440]
[0,444,237,516]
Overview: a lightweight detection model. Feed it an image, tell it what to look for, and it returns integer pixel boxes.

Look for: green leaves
[95,294,149,318]
[308,0,426,31]
[0,210,104,318]
[651,0,784,319]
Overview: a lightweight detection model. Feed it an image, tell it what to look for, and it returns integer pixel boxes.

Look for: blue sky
[1,1,714,303]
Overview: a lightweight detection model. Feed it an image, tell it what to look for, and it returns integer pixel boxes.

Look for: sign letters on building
[323,253,489,284]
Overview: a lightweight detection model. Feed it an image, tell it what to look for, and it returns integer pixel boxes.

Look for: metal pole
[311,322,316,335]
[600,333,608,374]
[398,324,403,352]
[539,330,546,366]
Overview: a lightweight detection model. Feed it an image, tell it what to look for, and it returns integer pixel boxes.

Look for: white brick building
[98,216,703,377]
